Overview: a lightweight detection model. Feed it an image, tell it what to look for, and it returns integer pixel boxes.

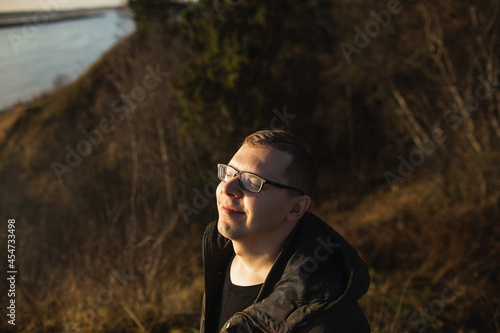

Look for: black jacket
[201,212,371,332]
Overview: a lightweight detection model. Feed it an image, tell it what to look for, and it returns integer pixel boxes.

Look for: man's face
[216,144,296,242]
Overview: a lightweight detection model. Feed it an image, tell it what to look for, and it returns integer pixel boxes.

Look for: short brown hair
[242,129,317,196]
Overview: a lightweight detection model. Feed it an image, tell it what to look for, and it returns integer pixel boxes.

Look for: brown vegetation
[0,1,499,332]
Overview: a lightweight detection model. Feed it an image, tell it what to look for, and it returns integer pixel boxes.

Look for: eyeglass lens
[218,164,263,192]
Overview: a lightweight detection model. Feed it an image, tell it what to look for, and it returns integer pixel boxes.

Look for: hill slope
[0,14,499,333]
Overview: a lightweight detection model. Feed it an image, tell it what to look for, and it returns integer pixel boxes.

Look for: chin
[217,218,246,240]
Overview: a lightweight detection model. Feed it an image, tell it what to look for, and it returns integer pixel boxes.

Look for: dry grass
[1,9,499,332]
[7,222,204,333]
[0,106,25,144]
[4,173,498,332]
[319,175,500,332]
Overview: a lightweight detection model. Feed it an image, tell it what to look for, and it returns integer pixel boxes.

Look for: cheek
[248,193,288,217]
[215,182,224,204]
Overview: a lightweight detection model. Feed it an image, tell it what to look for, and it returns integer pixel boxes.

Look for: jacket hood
[239,212,370,331]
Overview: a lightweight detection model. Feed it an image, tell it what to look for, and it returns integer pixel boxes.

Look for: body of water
[0,9,135,111]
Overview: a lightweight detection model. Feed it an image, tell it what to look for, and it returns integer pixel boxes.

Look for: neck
[230,221,297,286]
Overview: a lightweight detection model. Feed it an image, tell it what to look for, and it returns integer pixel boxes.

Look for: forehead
[229,144,292,181]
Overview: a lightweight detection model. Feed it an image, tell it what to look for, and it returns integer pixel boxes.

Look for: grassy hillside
[1,2,500,332]
[0,25,207,332]
[320,181,500,332]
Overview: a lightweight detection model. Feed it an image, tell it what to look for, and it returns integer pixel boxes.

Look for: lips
[220,204,245,215]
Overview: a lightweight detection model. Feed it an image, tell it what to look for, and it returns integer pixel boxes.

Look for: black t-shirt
[217,256,263,331]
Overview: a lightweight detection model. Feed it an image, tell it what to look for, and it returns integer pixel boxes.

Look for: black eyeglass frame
[217,163,305,195]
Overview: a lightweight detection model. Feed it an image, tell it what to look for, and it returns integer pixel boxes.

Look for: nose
[219,175,243,198]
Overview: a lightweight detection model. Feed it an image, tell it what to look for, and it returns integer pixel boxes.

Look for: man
[201,129,370,332]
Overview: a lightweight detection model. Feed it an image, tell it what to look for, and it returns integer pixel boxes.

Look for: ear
[286,195,311,222]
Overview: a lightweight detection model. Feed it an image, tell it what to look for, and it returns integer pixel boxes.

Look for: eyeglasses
[217,164,304,195]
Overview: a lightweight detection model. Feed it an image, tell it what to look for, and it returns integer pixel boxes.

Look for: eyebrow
[227,163,304,195]
[228,163,267,179]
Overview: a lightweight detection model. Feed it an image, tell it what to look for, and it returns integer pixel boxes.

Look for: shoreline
[0,7,135,113]
[0,7,126,28]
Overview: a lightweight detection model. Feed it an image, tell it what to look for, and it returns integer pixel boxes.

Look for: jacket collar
[241,212,370,331]
[203,212,370,332]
